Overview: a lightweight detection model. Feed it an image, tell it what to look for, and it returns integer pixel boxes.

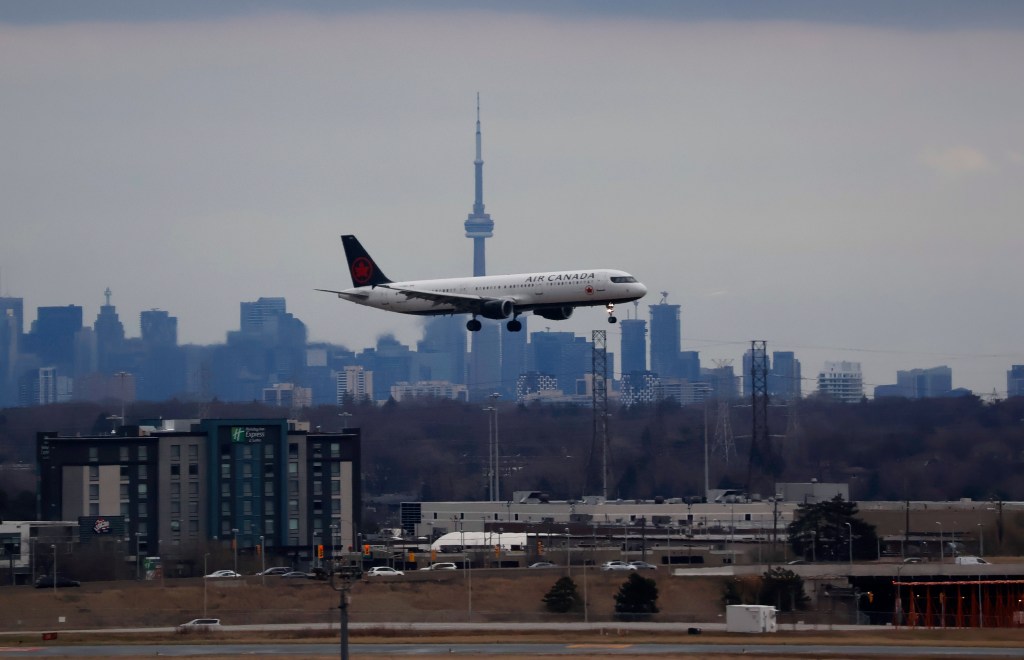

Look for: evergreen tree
[786,495,878,561]
[759,567,809,612]
[614,573,659,616]
[542,576,581,613]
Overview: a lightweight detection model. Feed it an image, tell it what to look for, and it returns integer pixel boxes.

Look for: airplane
[317,235,648,332]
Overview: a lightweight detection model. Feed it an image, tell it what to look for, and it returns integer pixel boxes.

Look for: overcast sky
[2,1,1022,396]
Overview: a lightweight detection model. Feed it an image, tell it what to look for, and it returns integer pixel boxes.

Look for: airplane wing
[381,284,503,315]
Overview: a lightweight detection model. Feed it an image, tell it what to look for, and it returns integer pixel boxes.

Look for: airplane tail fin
[341,235,392,287]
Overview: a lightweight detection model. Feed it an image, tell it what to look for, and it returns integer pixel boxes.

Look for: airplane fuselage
[339,269,644,317]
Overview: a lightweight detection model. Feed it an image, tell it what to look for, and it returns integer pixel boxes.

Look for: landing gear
[507,318,522,332]
[606,303,618,324]
[467,317,482,332]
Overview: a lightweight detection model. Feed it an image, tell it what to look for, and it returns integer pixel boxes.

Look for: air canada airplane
[317,235,647,332]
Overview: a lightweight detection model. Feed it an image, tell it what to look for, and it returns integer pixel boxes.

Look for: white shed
[725,604,778,633]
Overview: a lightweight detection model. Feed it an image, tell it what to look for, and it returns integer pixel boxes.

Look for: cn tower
[464,93,493,277]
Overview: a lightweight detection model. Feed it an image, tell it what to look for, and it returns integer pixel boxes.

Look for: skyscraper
[649,299,681,378]
[620,318,647,376]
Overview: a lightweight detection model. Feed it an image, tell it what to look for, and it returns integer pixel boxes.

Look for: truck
[954,556,989,565]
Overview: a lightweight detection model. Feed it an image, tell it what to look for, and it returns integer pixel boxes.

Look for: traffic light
[363,544,371,557]
[317,544,324,559]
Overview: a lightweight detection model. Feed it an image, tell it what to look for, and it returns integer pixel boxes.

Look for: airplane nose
[638,282,648,297]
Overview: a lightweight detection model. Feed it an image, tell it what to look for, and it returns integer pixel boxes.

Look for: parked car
[600,561,636,571]
[177,618,222,631]
[629,561,657,570]
[34,575,80,588]
[528,562,557,569]
[281,571,311,578]
[366,566,405,577]
[419,562,458,571]
[786,559,807,565]
[204,570,242,578]
[256,566,293,576]
[903,557,923,564]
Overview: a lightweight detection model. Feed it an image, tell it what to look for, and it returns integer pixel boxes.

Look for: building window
[120,484,129,498]
[242,445,252,460]
[188,444,198,460]
[242,482,253,497]
[288,518,298,531]
[288,443,299,458]
[171,501,180,515]
[288,479,298,496]
[138,483,148,496]
[221,483,230,497]
[137,465,147,480]
[264,444,275,459]
[188,520,199,534]
[138,502,148,518]
[120,465,129,480]
[222,502,230,516]
[264,463,274,477]
[89,484,99,499]
[138,446,148,461]
[170,483,180,497]
[89,503,99,516]
[188,500,198,514]
[330,443,340,458]
[89,465,99,482]
[188,463,199,476]
[264,519,274,534]
[120,446,129,462]
[330,463,340,476]
[288,462,298,475]
[188,482,199,496]
[331,499,341,513]
[331,481,340,495]
[313,482,323,496]
[170,445,180,460]
[265,481,274,496]
[243,500,252,516]
[170,464,180,477]
[242,463,253,478]
[88,447,98,462]
[220,463,230,478]
[288,499,298,513]
[170,520,180,531]
[265,501,274,515]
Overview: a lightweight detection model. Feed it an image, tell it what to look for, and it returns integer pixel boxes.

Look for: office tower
[620,318,647,376]
[499,315,528,398]
[28,305,83,369]
[0,298,22,405]
[93,288,126,373]
[649,299,681,378]
[817,361,863,403]
[770,351,802,401]
[240,297,287,334]
[141,309,178,347]
[1009,366,1024,398]
[418,317,467,385]
[896,366,953,398]
[529,331,592,396]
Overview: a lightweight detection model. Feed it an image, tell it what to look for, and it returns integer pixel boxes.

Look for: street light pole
[232,528,239,574]
[490,393,501,501]
[260,535,265,586]
[936,522,943,563]
[565,527,571,578]
[51,544,57,595]
[135,532,143,580]
[845,522,853,566]
[203,553,209,617]
[978,523,984,557]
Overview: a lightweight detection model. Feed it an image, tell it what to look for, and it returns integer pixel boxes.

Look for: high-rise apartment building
[896,366,952,398]
[770,351,802,401]
[620,318,647,376]
[649,301,681,378]
[337,365,373,404]
[817,361,863,403]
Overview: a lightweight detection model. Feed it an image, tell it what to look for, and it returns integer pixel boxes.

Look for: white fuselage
[342,269,645,316]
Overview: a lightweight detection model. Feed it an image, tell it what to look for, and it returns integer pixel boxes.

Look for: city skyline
[2,2,1022,396]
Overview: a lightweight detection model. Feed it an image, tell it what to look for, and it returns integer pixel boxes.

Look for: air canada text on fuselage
[523,272,596,283]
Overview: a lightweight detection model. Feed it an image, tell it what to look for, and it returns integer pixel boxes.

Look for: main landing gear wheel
[467,318,482,332]
[507,319,522,332]
[606,303,618,324]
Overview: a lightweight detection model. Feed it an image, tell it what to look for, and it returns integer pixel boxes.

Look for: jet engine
[480,299,515,320]
[535,306,573,321]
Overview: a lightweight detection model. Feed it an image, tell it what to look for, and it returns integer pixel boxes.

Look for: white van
[954,556,989,565]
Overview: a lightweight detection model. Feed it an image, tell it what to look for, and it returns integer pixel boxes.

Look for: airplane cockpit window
[611,276,637,284]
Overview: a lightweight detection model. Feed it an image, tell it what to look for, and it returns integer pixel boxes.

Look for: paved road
[2,642,1024,657]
